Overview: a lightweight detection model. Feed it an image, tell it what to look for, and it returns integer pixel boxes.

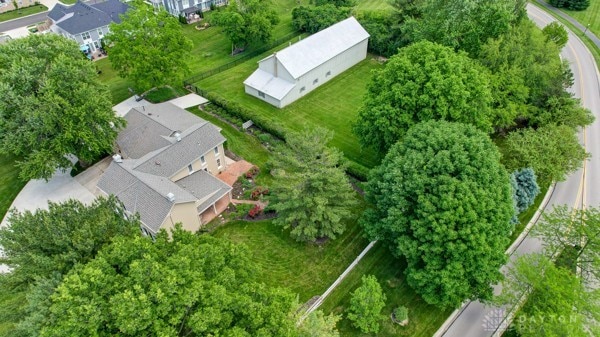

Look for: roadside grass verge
[0,4,47,23]
[196,57,382,169]
[560,1,600,38]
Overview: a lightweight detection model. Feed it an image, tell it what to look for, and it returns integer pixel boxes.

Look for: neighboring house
[243,16,369,108]
[149,0,226,18]
[47,0,128,52]
[97,102,232,237]
[0,0,36,14]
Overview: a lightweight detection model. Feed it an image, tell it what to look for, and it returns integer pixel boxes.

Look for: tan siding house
[97,102,232,236]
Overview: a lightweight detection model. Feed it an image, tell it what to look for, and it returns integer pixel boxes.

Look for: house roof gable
[48,0,128,35]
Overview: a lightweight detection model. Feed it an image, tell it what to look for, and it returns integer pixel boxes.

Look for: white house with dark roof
[47,0,128,52]
[97,102,231,236]
[243,16,369,108]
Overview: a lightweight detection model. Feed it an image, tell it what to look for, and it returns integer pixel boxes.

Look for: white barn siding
[244,16,369,108]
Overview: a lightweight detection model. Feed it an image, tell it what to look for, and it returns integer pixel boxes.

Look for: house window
[258,91,265,98]
[326,70,331,77]
[217,158,222,168]
[188,164,194,174]
[300,86,305,93]
[81,31,91,40]
[214,146,219,155]
[313,78,318,85]
[200,155,206,164]
[98,29,103,37]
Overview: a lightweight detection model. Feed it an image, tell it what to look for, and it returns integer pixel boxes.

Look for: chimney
[112,154,123,163]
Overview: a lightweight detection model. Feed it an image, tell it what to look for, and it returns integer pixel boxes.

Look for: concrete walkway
[169,93,208,109]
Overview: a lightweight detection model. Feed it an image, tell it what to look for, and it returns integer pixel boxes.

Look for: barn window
[326,71,331,77]
[313,78,319,84]
[258,91,265,98]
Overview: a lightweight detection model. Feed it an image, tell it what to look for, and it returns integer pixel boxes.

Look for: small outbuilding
[243,16,370,108]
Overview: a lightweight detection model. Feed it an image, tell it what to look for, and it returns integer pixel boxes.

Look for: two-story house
[149,0,226,18]
[47,0,128,53]
[97,102,232,237]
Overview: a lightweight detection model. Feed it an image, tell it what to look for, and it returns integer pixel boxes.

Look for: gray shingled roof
[176,170,232,211]
[48,0,128,35]
[97,103,230,233]
[117,103,209,159]
[135,123,226,178]
[98,161,175,233]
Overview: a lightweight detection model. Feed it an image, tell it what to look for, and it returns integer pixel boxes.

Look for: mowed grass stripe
[196,56,382,168]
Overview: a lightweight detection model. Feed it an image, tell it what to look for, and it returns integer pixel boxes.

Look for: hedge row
[202,92,287,141]
[202,91,370,181]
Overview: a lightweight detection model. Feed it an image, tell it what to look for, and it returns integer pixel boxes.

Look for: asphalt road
[435,4,600,337]
[0,12,48,33]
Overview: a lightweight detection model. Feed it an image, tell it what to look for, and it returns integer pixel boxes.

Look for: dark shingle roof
[176,170,232,212]
[48,0,128,35]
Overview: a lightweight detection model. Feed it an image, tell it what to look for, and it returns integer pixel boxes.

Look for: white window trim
[200,155,206,165]
[214,147,219,155]
[217,158,222,169]
[187,164,194,174]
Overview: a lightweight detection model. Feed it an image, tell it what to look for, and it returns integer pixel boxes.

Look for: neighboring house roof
[273,16,369,79]
[48,0,128,35]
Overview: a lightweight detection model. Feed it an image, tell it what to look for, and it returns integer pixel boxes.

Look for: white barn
[243,16,370,108]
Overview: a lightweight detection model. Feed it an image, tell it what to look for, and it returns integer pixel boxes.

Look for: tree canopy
[292,5,351,34]
[499,254,600,337]
[354,41,494,154]
[39,228,297,337]
[0,196,139,286]
[298,310,340,337]
[548,0,590,10]
[346,275,386,333]
[500,124,588,183]
[533,206,600,282]
[402,0,525,55]
[106,0,193,93]
[510,168,540,214]
[0,34,124,181]
[542,22,569,49]
[211,0,279,51]
[269,128,358,242]
[362,120,514,308]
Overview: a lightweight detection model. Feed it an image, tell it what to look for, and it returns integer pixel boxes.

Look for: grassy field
[562,1,600,37]
[0,4,47,22]
[355,0,393,12]
[196,57,382,168]
[98,0,309,104]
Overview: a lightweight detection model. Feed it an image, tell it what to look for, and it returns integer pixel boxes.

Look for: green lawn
[355,0,393,12]
[196,57,382,168]
[0,156,26,221]
[319,243,451,337]
[0,4,47,23]
[212,214,369,303]
[562,1,600,37]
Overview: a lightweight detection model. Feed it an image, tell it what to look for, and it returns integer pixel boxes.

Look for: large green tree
[346,275,386,334]
[292,5,351,34]
[269,128,358,242]
[0,196,139,286]
[39,228,297,337]
[106,0,193,93]
[478,19,590,131]
[354,41,494,154]
[500,124,588,183]
[533,206,600,281]
[211,0,279,52]
[499,254,600,337]
[0,34,124,181]
[298,310,340,337]
[402,0,525,55]
[362,120,514,308]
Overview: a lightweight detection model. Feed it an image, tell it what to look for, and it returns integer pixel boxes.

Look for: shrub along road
[435,4,600,337]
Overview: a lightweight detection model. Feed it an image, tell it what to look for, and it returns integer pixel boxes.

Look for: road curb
[432,182,556,337]
[0,9,48,27]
